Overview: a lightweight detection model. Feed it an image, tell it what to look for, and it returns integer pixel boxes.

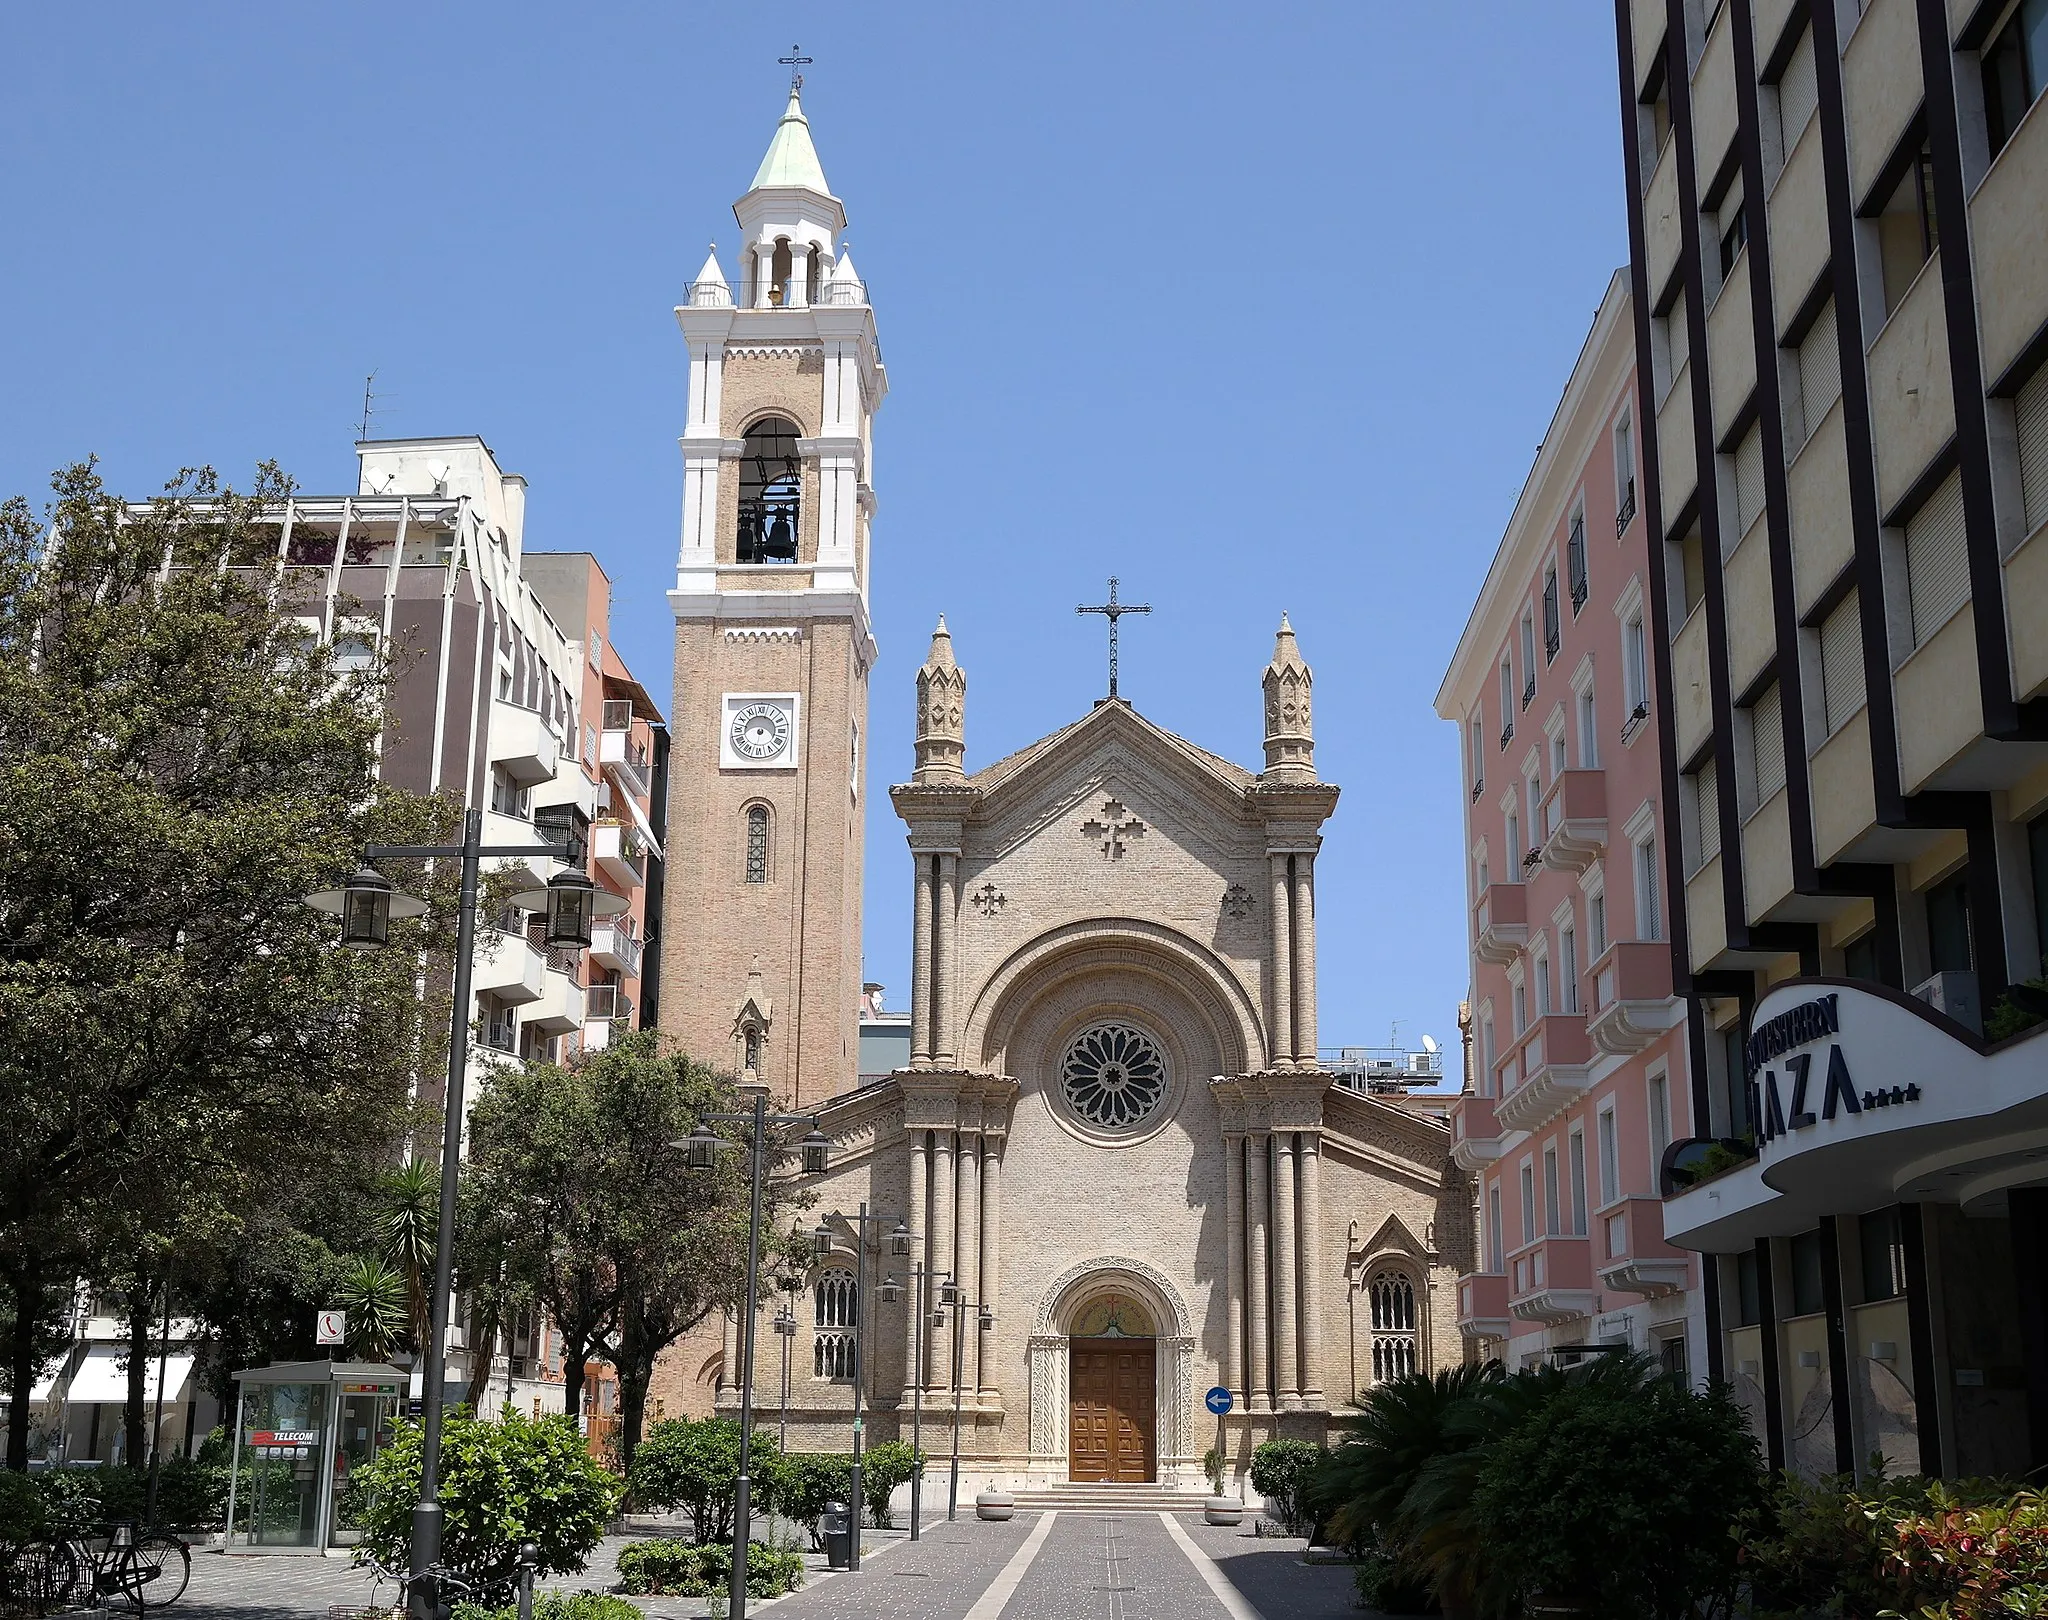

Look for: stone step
[1002,1487,1214,1512]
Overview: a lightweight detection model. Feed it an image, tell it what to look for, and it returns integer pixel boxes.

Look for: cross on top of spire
[1077,576,1151,701]
[778,45,813,92]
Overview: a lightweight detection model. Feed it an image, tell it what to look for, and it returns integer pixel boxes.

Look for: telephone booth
[223,1361,407,1554]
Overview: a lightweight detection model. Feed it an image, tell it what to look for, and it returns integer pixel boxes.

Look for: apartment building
[1611,0,2048,1477]
[1437,272,1704,1379]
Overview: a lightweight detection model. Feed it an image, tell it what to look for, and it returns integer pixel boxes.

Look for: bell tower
[661,80,886,1106]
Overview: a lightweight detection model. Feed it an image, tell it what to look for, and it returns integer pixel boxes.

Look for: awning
[616,783,664,862]
[62,1346,194,1406]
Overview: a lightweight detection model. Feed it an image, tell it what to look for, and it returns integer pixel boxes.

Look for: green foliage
[24,1460,228,1532]
[1311,1363,1501,1557]
[349,1410,620,1598]
[1875,1485,2048,1616]
[1249,1439,1326,1536]
[0,1470,46,1552]
[859,1442,920,1528]
[767,1452,851,1548]
[453,1593,644,1620]
[628,1417,787,1545]
[1202,1446,1225,1495]
[1465,1361,1761,1618]
[335,1256,408,1361]
[612,1538,803,1598]
[1987,978,2048,1040]
[1351,1532,1440,1616]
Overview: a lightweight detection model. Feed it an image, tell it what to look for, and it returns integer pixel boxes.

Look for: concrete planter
[1203,1495,1245,1526]
[976,1489,1016,1521]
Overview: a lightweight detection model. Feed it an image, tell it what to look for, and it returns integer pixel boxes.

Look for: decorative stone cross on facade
[1222,883,1255,919]
[1081,799,1147,860]
[1076,576,1151,700]
[971,882,1006,917]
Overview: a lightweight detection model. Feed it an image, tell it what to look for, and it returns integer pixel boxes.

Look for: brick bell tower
[660,77,885,1105]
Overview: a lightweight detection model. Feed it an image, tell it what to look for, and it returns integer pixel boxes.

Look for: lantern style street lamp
[934,1286,996,1522]
[306,807,625,1620]
[681,1093,829,1619]
[812,1203,915,1569]
[878,1263,945,1540]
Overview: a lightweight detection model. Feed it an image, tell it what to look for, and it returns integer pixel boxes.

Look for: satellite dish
[1421,1034,1439,1054]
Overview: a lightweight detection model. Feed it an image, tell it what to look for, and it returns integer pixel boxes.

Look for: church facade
[653,86,1468,1493]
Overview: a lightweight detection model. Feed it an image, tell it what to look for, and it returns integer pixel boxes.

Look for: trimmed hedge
[613,1539,804,1599]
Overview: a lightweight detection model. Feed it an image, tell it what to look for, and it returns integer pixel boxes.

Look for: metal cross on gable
[1076,576,1151,699]
[779,45,813,91]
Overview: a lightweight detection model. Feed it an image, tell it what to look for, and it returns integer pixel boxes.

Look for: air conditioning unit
[1911,970,1980,1036]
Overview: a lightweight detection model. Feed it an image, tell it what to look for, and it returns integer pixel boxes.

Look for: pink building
[1434,272,1703,1376]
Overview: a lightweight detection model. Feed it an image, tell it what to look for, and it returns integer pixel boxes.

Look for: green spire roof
[749,88,833,195]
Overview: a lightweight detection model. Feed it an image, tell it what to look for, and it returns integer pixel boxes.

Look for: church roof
[749,88,835,196]
[965,698,1258,797]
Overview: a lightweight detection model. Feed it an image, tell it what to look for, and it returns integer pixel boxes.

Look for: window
[1520,613,1537,706]
[1481,1013,1497,1082]
[1905,472,1969,648]
[1683,758,1721,872]
[1568,509,1589,611]
[1623,610,1650,728]
[1716,184,1748,284]
[1859,1208,1907,1301]
[479,993,517,1054]
[1648,1070,1673,1166]
[1513,978,1528,1035]
[489,764,531,819]
[1469,716,1485,797]
[1675,525,1707,618]
[1533,945,1553,1017]
[1598,1105,1619,1204]
[1589,889,1608,960]
[2017,362,2048,535]
[1775,26,1819,158]
[1577,683,1599,768]
[1543,1146,1561,1236]
[743,1026,762,1072]
[1747,684,1785,809]
[1568,1129,1589,1235]
[1505,806,1521,872]
[1551,728,1568,779]
[814,1267,856,1378]
[1560,921,1580,1013]
[1636,836,1662,939]
[1543,567,1561,661]
[744,805,769,883]
[1368,1273,1419,1383]
[1723,1023,1756,1138]
[1873,142,1939,319]
[1985,0,2048,159]
[737,416,802,563]
[1819,592,1867,735]
[1487,1183,1504,1272]
[334,627,378,672]
[1614,416,1638,535]
[1926,869,1974,973]
[1732,422,1766,542]
[1734,1249,1763,1327]
[1843,928,1882,981]
[1794,299,1842,450]
[2031,807,2048,978]
[1526,774,1544,859]
[1656,287,1690,398]
[1790,1229,1826,1317]
[1639,66,1673,188]
[1520,1162,1537,1248]
[1499,658,1516,746]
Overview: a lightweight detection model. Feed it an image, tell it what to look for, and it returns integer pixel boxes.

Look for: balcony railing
[599,726,652,801]
[1597,1197,1691,1297]
[585,981,631,1021]
[1474,882,1529,965]
[688,277,870,310]
[1494,1012,1594,1135]
[594,820,647,887]
[590,922,643,976]
[1507,1235,1596,1325]
[1585,940,1682,1056]
[1322,1045,1444,1085]
[1615,482,1638,537]
[1537,769,1608,874]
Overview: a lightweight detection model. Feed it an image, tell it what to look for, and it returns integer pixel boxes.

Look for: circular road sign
[1205,1385,1233,1415]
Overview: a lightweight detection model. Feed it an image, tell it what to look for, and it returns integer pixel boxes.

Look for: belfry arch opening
[737,417,801,564]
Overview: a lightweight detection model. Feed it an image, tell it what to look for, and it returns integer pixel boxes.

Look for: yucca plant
[335,1257,408,1360]
[381,1158,440,1353]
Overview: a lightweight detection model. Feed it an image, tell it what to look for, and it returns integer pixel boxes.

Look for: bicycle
[354,1556,480,1620]
[22,1520,189,1612]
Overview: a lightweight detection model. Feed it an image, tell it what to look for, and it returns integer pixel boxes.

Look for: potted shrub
[1248,1439,1326,1538]
[1202,1447,1243,1526]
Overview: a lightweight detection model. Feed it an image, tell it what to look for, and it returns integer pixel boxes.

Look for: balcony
[589,923,643,976]
[1456,1273,1511,1341]
[585,981,631,1022]
[490,699,559,788]
[1596,1197,1692,1298]
[1449,1095,1504,1174]
[471,931,547,1006]
[593,820,647,889]
[1494,1013,1594,1135]
[1537,769,1607,874]
[1585,941,1683,1056]
[1474,882,1529,965]
[526,967,583,1035]
[1508,1235,1597,1326]
[600,703,653,801]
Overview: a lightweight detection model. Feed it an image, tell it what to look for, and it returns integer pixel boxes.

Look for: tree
[465,1033,810,1471]
[628,1417,787,1544]
[333,1258,407,1361]
[0,461,455,1469]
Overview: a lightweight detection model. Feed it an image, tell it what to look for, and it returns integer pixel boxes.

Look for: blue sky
[0,3,1628,1059]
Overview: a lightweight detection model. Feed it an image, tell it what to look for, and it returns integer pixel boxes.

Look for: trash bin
[821,1501,853,1570]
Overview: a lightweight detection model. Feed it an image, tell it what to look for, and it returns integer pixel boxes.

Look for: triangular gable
[967,700,1258,830]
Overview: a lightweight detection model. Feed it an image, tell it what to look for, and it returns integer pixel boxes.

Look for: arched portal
[1027,1256,1197,1487]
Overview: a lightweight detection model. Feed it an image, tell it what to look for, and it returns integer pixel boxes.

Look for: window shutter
[2017,363,2048,535]
[1820,593,1866,735]
[1750,685,1785,805]
[1687,758,1721,870]
[1798,300,1841,440]
[1735,424,1767,539]
[1905,472,1970,646]
[1777,28,1818,156]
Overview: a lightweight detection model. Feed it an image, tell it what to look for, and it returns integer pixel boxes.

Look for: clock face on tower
[721,693,801,769]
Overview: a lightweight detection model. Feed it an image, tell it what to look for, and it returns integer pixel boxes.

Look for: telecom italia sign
[1745,989,1923,1152]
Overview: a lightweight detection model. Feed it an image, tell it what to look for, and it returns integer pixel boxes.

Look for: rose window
[1060,1024,1167,1129]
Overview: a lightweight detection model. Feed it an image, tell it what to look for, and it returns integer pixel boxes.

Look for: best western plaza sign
[1746,990,1922,1150]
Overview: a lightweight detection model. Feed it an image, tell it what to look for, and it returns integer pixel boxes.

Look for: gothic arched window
[737,417,801,565]
[814,1267,856,1379]
[742,1026,762,1074]
[744,806,769,884]
[1368,1272,1419,1384]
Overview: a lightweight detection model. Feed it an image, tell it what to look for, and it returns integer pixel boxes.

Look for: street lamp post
[812,1209,912,1570]
[935,1280,994,1522]
[682,1097,831,1620]
[305,808,624,1620]
[878,1262,944,1541]
[772,1299,797,1453]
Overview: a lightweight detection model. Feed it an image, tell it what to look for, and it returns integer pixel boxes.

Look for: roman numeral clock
[722,695,799,768]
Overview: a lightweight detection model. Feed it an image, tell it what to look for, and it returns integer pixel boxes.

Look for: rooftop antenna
[778,45,812,92]
[356,370,388,442]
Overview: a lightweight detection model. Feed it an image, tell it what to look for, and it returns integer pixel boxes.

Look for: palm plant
[1314,1362,1501,1553]
[381,1158,440,1353]
[335,1257,408,1360]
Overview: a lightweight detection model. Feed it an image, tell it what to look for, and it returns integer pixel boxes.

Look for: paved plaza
[171,1513,1371,1620]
